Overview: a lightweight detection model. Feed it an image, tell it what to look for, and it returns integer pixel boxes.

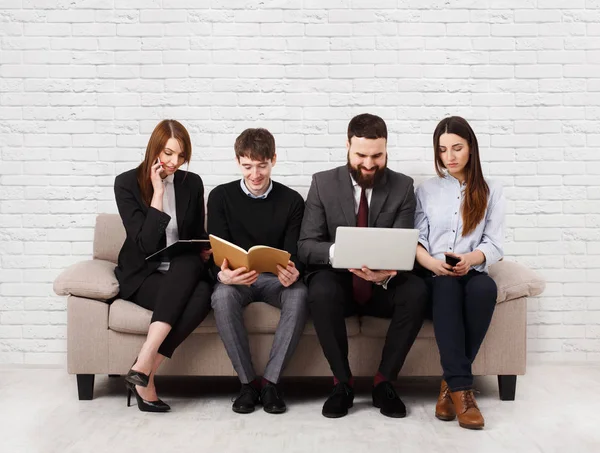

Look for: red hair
[136,120,192,206]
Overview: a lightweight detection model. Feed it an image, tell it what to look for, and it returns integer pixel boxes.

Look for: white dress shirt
[157,173,179,272]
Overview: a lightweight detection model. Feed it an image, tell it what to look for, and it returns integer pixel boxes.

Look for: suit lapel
[337,166,357,226]
[174,171,190,234]
[369,169,389,227]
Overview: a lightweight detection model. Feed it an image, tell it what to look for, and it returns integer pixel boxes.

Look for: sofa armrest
[488,260,546,304]
[53,259,119,301]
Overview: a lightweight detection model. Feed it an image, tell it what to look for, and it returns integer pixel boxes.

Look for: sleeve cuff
[376,274,394,290]
[476,244,500,267]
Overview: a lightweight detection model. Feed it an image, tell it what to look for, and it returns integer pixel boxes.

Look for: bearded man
[298,113,428,419]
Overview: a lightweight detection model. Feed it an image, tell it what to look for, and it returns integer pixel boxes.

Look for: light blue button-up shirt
[240,179,273,199]
[414,174,505,273]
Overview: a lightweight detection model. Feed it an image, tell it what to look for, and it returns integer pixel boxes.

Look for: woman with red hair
[114,120,211,412]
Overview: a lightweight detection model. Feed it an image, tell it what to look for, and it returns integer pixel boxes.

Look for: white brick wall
[1,1,599,364]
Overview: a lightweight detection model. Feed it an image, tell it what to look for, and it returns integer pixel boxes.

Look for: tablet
[145,239,211,262]
[331,227,419,271]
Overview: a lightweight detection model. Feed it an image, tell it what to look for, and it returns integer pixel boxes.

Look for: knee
[427,277,463,313]
[466,276,498,303]
[307,273,343,307]
[282,284,309,316]
[210,284,244,311]
[285,281,308,300]
[411,277,429,304]
[397,275,429,307]
[432,275,461,292]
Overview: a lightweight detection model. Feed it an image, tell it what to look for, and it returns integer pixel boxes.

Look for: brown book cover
[209,234,291,275]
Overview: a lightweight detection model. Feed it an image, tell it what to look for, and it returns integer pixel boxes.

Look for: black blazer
[298,165,416,277]
[114,168,208,299]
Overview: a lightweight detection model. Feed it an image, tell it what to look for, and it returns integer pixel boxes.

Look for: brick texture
[1,2,599,364]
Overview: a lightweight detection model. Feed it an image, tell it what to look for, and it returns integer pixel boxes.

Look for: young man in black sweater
[207,128,307,415]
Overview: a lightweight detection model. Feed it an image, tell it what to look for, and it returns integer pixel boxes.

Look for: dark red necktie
[352,187,372,304]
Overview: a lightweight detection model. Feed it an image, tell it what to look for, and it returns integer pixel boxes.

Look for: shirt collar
[163,174,175,184]
[349,173,372,192]
[444,172,466,187]
[240,179,273,199]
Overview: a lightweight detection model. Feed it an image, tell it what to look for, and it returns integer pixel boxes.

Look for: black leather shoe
[372,381,406,418]
[126,382,170,413]
[124,357,150,388]
[261,383,286,414]
[322,383,354,418]
[232,384,261,414]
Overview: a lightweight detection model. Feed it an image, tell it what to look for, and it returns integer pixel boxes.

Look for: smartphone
[445,254,460,267]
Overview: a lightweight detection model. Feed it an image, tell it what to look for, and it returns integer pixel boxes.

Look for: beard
[347,156,387,189]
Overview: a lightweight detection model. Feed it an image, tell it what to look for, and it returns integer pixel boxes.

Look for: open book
[145,239,211,262]
[209,234,291,275]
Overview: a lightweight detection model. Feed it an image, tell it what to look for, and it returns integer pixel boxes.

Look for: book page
[247,247,291,274]
[209,235,250,271]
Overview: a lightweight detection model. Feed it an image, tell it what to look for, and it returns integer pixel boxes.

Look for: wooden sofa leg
[77,374,95,400]
[498,375,517,401]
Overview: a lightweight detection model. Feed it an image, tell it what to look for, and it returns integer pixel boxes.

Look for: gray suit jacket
[298,165,416,272]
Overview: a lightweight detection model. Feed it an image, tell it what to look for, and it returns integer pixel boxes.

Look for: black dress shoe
[232,384,261,414]
[372,381,406,418]
[322,383,354,418]
[261,383,286,414]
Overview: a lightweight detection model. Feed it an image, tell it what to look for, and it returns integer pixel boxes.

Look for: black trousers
[130,254,212,358]
[308,270,428,383]
[425,270,497,391]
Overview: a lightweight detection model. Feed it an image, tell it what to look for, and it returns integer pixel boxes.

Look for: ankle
[333,376,354,388]
[135,350,155,372]
[261,377,274,388]
[249,378,262,391]
[374,372,387,387]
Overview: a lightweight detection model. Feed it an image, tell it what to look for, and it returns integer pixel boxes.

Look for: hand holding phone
[445,253,460,267]
[150,157,165,193]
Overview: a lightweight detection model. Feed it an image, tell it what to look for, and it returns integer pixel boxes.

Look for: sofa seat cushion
[360,317,435,338]
[54,259,119,301]
[109,299,218,334]
[108,300,360,337]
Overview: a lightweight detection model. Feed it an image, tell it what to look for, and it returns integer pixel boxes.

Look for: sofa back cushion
[94,214,125,263]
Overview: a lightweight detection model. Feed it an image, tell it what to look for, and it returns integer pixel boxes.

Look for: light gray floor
[1,364,598,453]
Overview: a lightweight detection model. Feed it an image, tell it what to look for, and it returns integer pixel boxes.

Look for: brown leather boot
[435,380,456,421]
[449,389,484,430]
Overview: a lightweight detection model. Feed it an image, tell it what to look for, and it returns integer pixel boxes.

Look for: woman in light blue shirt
[414,116,505,430]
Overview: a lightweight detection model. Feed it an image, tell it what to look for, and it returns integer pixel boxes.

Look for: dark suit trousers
[308,270,428,382]
[130,254,212,358]
[425,271,497,391]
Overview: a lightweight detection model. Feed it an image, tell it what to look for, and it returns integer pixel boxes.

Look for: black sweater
[207,180,305,275]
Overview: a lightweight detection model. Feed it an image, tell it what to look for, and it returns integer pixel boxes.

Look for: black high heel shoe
[124,357,150,388]
[126,382,171,413]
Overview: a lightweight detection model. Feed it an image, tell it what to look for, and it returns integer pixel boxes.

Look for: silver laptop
[331,227,419,271]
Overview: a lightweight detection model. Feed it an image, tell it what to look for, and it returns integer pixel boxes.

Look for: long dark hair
[433,116,489,236]
[136,120,192,206]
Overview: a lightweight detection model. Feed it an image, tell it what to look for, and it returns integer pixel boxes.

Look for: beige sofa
[54,214,545,401]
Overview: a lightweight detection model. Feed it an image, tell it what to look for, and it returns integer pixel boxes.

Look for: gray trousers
[211,274,308,384]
